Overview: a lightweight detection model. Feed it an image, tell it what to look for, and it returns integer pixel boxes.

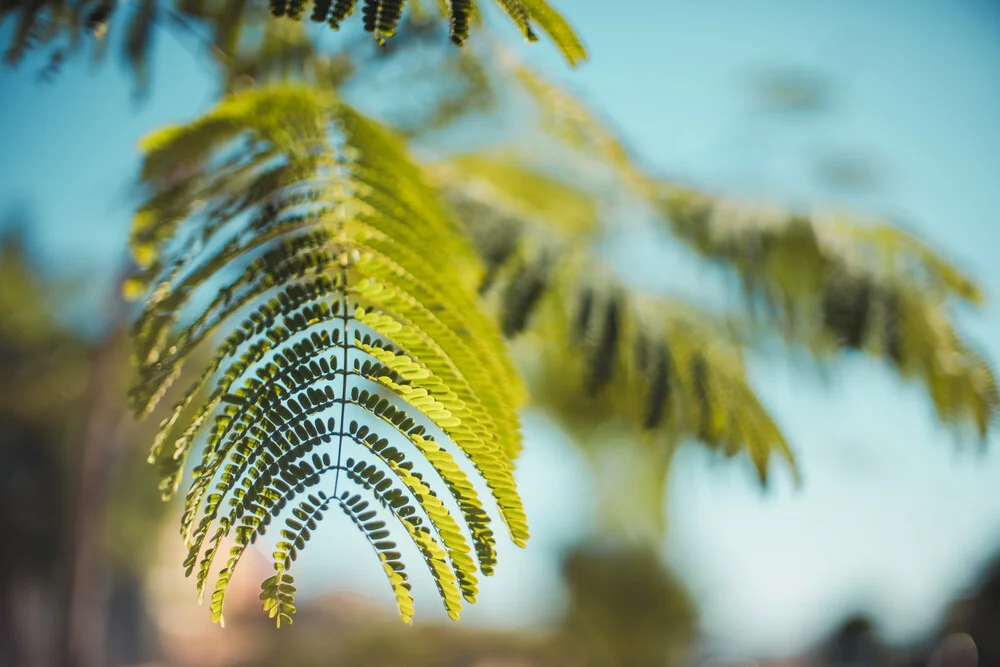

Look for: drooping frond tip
[264,0,585,65]
[126,85,528,627]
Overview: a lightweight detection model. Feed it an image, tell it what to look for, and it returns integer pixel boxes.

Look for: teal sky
[3,0,1000,659]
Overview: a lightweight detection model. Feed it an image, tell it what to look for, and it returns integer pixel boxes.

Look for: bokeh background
[2,1,1000,666]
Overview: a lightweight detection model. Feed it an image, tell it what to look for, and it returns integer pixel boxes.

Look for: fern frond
[128,84,528,626]
[444,186,797,485]
[220,19,354,93]
[658,185,1000,439]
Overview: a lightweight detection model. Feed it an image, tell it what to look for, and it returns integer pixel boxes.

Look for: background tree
[0,220,176,667]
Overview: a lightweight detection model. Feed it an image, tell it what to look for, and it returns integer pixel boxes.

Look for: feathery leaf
[128,85,528,625]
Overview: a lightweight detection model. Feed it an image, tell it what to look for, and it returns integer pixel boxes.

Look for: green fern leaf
[128,84,528,626]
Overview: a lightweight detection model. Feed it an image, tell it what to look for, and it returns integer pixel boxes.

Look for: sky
[3,0,1000,659]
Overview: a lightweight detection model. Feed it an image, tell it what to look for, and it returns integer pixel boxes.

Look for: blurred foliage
[221,19,354,92]
[0,232,79,580]
[559,542,696,667]
[440,169,797,486]
[103,430,178,573]
[0,225,175,667]
[0,227,173,574]
[1,0,161,93]
[416,51,997,544]
[748,67,833,116]
[507,59,649,193]
[489,56,997,444]
[1,0,583,91]
[659,187,998,439]
[814,152,883,194]
[430,153,599,235]
[437,179,796,542]
[0,228,89,424]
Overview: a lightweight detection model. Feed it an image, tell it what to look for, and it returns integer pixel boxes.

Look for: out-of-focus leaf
[430,152,599,235]
[749,67,833,115]
[445,184,798,494]
[658,185,999,439]
[125,0,156,95]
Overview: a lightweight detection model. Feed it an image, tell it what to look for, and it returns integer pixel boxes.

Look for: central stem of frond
[333,267,351,498]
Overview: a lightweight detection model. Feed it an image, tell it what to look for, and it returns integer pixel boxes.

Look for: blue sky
[3,0,1000,658]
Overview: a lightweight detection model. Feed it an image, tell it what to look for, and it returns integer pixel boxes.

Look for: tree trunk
[59,262,133,667]
[60,323,128,667]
